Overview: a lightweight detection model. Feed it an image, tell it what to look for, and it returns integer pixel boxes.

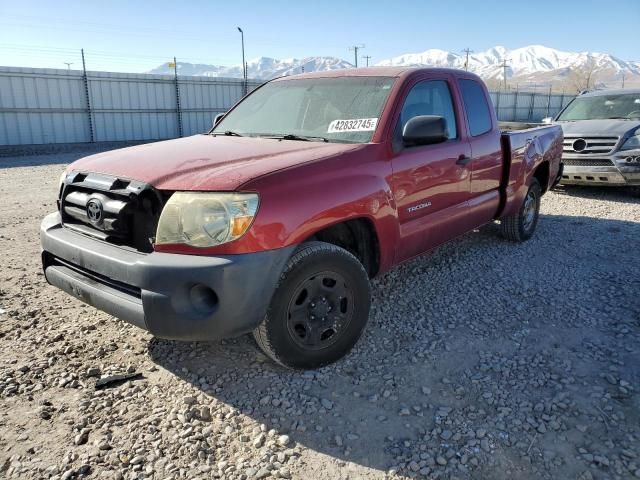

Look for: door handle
[456,155,472,166]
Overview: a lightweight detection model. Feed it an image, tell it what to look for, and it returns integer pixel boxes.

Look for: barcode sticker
[327,118,378,133]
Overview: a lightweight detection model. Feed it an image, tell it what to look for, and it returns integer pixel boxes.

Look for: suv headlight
[155,192,259,248]
[620,134,640,151]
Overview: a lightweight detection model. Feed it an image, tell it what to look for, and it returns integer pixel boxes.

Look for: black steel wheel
[253,242,371,369]
[285,270,355,350]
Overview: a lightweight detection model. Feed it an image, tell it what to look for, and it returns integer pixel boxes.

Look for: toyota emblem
[86,198,104,225]
[572,138,587,152]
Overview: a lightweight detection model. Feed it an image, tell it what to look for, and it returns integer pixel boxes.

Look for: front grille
[563,158,614,167]
[59,172,165,253]
[562,136,619,154]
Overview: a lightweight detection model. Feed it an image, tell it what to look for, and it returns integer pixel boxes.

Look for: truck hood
[69,135,361,191]
[557,119,640,137]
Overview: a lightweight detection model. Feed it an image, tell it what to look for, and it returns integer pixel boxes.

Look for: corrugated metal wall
[0,66,575,146]
[0,66,262,146]
[489,90,574,122]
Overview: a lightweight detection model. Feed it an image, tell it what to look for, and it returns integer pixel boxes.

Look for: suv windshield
[557,93,640,121]
[213,76,395,143]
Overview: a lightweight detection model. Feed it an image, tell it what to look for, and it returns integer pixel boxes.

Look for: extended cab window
[459,79,492,136]
[399,80,457,139]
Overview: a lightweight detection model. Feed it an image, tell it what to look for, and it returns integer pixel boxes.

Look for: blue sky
[0,0,637,72]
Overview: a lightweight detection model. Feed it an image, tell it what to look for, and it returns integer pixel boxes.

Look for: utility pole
[501,58,510,90]
[64,62,73,70]
[622,71,625,88]
[462,48,473,71]
[349,44,365,68]
[362,55,372,67]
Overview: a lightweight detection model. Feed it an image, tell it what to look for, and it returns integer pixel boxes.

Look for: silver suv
[550,89,640,187]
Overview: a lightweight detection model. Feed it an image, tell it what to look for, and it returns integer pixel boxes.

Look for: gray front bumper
[561,166,629,186]
[561,160,640,186]
[40,212,294,340]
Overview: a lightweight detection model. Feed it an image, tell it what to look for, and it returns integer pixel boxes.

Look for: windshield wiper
[210,130,244,137]
[262,133,329,143]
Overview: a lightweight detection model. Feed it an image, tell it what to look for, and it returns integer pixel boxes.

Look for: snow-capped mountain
[147,46,640,89]
[376,45,640,88]
[148,56,353,79]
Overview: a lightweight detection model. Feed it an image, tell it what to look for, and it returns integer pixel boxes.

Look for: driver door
[391,76,472,262]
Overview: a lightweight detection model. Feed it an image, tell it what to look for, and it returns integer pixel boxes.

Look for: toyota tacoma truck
[41,68,563,369]
[549,89,640,187]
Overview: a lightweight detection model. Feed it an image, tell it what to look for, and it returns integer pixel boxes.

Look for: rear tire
[253,242,371,370]
[500,178,541,242]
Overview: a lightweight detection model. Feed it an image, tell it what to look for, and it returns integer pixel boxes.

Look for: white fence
[0,66,575,146]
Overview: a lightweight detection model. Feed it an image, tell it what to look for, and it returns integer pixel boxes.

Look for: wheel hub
[309,297,331,320]
[286,271,354,351]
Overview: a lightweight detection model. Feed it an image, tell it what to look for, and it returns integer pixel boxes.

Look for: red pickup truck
[41,68,563,369]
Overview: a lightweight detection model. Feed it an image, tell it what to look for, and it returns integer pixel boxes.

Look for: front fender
[193,149,400,273]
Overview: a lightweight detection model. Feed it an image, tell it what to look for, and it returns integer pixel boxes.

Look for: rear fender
[498,125,562,218]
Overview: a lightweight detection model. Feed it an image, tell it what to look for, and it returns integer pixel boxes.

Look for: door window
[399,80,457,140]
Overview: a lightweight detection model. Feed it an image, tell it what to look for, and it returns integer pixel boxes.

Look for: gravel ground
[1,150,639,480]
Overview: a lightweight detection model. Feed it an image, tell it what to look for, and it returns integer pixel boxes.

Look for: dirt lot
[1,151,639,480]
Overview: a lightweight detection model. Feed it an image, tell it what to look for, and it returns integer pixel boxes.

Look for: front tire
[253,242,371,370]
[500,178,541,242]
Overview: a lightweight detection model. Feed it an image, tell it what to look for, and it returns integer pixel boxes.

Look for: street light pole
[237,27,247,95]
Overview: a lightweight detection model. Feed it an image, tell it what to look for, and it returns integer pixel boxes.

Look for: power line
[0,44,241,73]
[349,44,365,68]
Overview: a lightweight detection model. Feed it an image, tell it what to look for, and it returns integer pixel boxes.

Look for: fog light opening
[190,284,219,314]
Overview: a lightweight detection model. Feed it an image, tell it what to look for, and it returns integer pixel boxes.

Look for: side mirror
[402,115,448,146]
[213,113,225,127]
[541,117,553,124]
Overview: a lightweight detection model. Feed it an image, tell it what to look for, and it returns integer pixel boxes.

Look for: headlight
[620,134,640,151]
[155,192,259,248]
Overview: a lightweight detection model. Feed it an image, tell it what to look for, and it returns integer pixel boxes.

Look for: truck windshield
[213,76,395,143]
[557,93,640,121]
